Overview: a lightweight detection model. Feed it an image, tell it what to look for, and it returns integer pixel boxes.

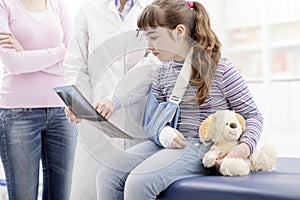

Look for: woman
[0,0,77,199]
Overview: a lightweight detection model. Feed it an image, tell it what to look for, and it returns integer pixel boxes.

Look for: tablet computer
[54,85,133,139]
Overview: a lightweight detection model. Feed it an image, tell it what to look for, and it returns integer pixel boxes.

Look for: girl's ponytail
[189,1,222,105]
[191,1,221,65]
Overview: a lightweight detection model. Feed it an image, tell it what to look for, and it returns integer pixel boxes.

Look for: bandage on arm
[159,126,178,148]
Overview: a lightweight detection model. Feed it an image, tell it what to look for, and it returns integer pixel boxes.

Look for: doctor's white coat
[63,0,155,199]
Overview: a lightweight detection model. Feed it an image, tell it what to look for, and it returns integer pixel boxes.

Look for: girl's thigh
[131,139,210,180]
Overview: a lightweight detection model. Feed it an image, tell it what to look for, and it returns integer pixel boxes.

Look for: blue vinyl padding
[158,157,300,200]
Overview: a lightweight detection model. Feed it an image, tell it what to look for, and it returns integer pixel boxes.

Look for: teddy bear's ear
[235,113,246,132]
[199,114,216,141]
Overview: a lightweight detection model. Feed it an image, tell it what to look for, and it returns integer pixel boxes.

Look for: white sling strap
[169,47,193,105]
[142,48,194,141]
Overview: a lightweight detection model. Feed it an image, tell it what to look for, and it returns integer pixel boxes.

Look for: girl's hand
[0,32,24,51]
[170,130,187,149]
[215,142,251,168]
[159,126,187,149]
[64,106,82,124]
[94,99,114,120]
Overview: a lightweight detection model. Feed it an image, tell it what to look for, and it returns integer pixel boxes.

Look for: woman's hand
[215,142,251,168]
[94,99,114,120]
[64,106,82,124]
[0,32,24,51]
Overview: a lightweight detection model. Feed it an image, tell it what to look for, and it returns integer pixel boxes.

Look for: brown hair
[137,0,222,105]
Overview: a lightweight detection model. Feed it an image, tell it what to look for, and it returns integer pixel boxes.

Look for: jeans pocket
[0,108,26,121]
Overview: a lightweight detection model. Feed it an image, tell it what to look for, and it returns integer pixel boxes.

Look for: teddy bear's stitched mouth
[228,131,236,136]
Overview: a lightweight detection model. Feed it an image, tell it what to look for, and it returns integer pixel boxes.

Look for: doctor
[63,0,154,199]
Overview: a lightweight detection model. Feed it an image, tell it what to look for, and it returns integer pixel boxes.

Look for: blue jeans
[96,139,210,200]
[0,108,77,200]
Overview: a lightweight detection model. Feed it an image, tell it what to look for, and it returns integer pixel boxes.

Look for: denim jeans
[0,107,77,200]
[96,139,211,200]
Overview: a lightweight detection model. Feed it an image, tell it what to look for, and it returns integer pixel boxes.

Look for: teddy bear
[199,110,277,176]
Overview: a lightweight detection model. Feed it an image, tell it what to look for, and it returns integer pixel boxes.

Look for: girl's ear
[175,24,186,39]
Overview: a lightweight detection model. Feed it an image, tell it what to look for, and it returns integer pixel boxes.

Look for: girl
[0,0,77,199]
[94,0,263,199]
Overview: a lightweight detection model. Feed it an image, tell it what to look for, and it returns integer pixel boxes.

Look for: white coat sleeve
[111,54,160,111]
[63,7,91,100]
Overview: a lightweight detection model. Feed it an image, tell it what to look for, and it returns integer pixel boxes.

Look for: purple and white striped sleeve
[221,64,263,153]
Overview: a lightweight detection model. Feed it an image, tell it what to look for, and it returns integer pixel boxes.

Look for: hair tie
[187,1,193,9]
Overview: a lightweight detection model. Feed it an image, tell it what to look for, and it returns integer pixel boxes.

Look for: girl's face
[145,27,188,62]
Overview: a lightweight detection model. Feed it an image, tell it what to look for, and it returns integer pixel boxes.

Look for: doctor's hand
[0,32,24,51]
[94,99,114,120]
[215,142,251,168]
[64,106,82,124]
[159,126,187,149]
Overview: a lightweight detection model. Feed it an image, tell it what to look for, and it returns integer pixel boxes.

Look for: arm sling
[143,48,193,145]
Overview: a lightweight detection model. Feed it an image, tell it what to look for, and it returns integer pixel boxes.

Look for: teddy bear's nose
[230,123,237,129]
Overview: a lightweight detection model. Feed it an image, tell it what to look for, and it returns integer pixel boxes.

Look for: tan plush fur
[199,110,277,176]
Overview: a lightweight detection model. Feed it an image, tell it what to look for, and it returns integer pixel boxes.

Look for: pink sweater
[0,0,71,108]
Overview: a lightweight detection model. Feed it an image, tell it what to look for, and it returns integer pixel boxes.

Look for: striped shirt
[151,58,263,153]
[115,0,135,21]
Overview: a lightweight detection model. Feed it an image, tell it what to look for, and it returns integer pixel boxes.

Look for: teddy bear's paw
[202,154,216,168]
[219,158,250,176]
